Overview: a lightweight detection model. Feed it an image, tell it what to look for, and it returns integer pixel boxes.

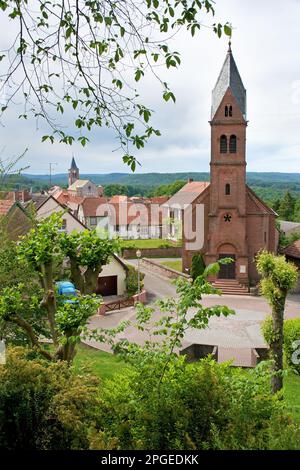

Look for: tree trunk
[11,314,53,361]
[83,265,102,294]
[42,262,59,346]
[69,257,84,293]
[271,298,285,394]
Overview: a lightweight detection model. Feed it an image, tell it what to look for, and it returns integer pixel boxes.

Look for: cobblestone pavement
[85,261,300,354]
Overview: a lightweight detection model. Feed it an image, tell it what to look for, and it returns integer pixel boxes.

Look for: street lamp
[136,249,142,295]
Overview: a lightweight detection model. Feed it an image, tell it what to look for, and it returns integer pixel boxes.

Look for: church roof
[212,46,246,119]
[70,157,78,170]
[68,179,93,190]
[164,181,210,207]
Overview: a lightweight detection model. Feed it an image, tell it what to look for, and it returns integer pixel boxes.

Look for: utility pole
[49,162,57,187]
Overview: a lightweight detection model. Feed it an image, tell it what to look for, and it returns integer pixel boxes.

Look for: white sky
[1,0,300,175]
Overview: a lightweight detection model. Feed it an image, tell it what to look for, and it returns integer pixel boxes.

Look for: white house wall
[99,256,127,295]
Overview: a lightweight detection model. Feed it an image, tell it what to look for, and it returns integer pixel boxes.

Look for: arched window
[229,105,233,117]
[220,135,227,153]
[225,106,228,117]
[229,135,237,153]
[225,183,231,195]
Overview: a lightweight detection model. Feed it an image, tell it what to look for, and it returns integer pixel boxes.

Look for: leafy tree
[190,253,206,281]
[0,1,230,169]
[278,191,296,221]
[152,180,186,197]
[0,222,47,345]
[125,265,145,297]
[293,198,300,222]
[60,230,120,294]
[256,251,298,393]
[0,213,116,362]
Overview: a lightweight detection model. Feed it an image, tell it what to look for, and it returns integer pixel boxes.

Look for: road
[85,259,300,364]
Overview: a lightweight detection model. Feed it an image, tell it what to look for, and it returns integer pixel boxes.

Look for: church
[177,44,278,287]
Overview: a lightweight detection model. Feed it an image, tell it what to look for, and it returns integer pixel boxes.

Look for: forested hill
[21,171,300,188]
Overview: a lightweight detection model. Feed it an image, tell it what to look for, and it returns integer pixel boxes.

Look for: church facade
[182,46,278,285]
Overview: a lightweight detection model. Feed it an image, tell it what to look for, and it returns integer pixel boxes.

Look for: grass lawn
[74,343,129,380]
[120,238,182,249]
[74,344,300,422]
[285,372,300,423]
[161,259,182,272]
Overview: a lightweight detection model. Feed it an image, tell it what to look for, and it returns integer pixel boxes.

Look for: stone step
[212,279,249,295]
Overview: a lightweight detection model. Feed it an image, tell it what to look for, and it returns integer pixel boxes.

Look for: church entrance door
[218,254,236,279]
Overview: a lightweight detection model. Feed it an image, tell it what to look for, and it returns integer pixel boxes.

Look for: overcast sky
[1,0,300,176]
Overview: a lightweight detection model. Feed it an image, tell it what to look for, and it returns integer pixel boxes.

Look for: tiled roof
[212,46,246,119]
[164,181,210,207]
[80,197,110,217]
[0,199,14,215]
[109,195,128,203]
[283,239,300,260]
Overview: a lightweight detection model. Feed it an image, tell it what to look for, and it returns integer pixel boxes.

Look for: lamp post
[136,249,142,295]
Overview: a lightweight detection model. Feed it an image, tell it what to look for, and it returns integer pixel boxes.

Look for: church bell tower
[68,157,79,187]
[207,43,249,282]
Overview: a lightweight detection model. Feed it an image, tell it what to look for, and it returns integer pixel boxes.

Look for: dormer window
[229,105,233,116]
[225,106,228,117]
[220,135,227,153]
[229,135,237,153]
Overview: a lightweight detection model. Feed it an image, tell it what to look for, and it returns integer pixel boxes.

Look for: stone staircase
[212,279,249,295]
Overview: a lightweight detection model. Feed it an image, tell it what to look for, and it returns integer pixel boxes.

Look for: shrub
[190,253,206,281]
[262,316,300,375]
[0,347,100,450]
[125,265,145,297]
[91,357,300,450]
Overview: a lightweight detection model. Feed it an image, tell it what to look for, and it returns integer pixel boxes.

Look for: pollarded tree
[0,1,230,170]
[256,251,298,394]
[1,213,102,361]
[60,230,120,294]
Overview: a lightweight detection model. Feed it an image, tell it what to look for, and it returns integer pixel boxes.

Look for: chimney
[187,178,194,183]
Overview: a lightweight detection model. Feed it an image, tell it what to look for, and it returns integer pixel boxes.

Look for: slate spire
[211,46,246,119]
[70,156,78,170]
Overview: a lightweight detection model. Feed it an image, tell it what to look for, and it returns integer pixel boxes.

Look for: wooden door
[97,275,118,296]
[218,254,236,279]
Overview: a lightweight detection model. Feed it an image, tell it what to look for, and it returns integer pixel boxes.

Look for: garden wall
[122,246,182,259]
[141,258,190,280]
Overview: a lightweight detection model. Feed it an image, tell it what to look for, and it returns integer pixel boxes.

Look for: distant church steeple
[68,157,79,187]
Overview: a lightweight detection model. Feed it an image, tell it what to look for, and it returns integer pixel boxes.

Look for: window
[229,105,233,117]
[225,183,231,195]
[229,135,237,153]
[225,106,228,117]
[220,135,227,153]
[89,217,97,226]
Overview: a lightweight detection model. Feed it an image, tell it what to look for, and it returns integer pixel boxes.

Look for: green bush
[91,357,300,450]
[0,347,100,450]
[190,253,206,281]
[125,265,145,297]
[262,316,300,375]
